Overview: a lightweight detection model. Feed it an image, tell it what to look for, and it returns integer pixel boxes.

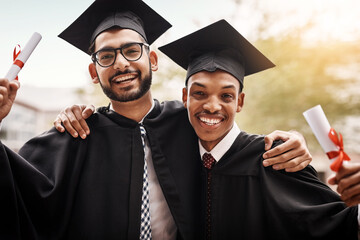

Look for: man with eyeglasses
[0,0,312,239]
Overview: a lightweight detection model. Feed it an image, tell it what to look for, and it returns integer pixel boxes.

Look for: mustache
[196,110,223,116]
[109,70,140,82]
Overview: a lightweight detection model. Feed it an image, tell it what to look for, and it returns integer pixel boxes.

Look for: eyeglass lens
[96,43,143,67]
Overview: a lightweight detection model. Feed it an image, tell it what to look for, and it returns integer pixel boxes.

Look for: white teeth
[199,117,221,125]
[115,74,136,82]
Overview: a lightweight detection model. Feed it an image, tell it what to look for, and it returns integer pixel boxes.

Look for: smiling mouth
[112,73,138,84]
[198,116,224,126]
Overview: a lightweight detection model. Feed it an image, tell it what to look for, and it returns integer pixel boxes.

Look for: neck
[111,91,153,123]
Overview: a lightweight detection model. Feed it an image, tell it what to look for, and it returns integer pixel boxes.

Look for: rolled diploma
[303,105,338,162]
[4,32,42,81]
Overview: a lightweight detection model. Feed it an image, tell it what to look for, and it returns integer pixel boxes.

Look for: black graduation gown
[0,100,202,240]
[203,131,358,240]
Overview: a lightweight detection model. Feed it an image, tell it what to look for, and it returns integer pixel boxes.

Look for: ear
[149,51,158,72]
[236,92,245,112]
[88,63,99,84]
[182,87,188,108]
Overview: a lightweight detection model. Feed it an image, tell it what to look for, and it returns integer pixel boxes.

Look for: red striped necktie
[202,153,216,240]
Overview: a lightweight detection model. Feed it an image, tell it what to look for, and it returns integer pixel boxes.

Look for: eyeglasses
[91,42,149,67]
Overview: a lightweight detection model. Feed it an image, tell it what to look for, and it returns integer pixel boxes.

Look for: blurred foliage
[237,37,360,152]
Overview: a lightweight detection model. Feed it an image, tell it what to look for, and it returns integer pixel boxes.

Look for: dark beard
[99,70,152,102]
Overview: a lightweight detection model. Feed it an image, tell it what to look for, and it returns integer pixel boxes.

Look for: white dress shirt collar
[199,123,241,162]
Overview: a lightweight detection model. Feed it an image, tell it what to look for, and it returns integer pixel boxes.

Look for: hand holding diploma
[1,32,41,122]
[303,105,350,172]
[328,162,360,206]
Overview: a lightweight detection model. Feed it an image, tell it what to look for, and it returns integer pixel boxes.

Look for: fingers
[82,104,95,119]
[264,130,289,151]
[263,130,312,172]
[340,182,360,201]
[327,174,337,185]
[0,79,20,121]
[284,159,312,173]
[0,79,20,102]
[53,115,65,133]
[8,80,20,101]
[335,162,360,182]
[336,166,360,195]
[55,111,79,138]
[330,163,360,206]
[53,104,94,139]
[0,79,9,105]
[263,138,299,159]
[64,105,90,139]
[341,193,360,207]
[263,152,312,172]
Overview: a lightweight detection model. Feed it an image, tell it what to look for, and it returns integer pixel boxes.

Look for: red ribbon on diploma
[326,128,351,172]
[13,44,24,80]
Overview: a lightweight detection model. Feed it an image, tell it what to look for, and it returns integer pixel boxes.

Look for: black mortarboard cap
[58,0,171,55]
[158,19,275,87]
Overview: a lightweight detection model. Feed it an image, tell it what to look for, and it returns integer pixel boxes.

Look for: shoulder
[217,131,283,174]
[86,111,120,129]
[232,131,278,153]
[146,100,188,124]
[217,132,266,174]
[18,112,113,156]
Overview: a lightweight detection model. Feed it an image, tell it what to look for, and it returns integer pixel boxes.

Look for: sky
[0,0,359,88]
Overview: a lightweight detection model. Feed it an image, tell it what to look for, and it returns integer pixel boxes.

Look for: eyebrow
[97,42,144,52]
[222,85,236,90]
[192,82,237,90]
[192,82,206,88]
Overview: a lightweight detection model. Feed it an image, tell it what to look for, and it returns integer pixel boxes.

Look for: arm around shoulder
[262,130,312,172]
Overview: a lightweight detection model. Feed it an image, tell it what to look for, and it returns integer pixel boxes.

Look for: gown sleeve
[0,128,87,239]
[260,164,358,239]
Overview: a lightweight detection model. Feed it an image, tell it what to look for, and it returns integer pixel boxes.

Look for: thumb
[264,134,274,151]
[8,80,20,101]
[327,174,337,185]
[82,104,95,119]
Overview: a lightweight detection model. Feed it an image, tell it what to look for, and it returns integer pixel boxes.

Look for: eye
[123,44,142,58]
[100,54,114,60]
[193,91,206,97]
[191,91,206,99]
[97,50,115,60]
[124,48,140,55]
[221,93,234,101]
[194,91,204,95]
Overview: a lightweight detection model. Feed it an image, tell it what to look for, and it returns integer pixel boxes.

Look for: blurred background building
[0,86,91,152]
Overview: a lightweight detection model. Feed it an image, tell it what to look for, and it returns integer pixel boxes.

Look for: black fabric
[0,100,201,240]
[201,131,358,240]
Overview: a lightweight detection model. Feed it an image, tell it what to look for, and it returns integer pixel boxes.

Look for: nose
[203,96,221,113]
[113,50,130,71]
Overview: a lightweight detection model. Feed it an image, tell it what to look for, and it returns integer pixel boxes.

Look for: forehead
[94,28,144,50]
[187,70,240,90]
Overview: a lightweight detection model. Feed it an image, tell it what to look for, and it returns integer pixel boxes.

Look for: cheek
[97,67,110,79]
[187,98,202,113]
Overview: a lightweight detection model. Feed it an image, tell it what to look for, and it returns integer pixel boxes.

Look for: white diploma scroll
[303,105,338,162]
[5,32,42,81]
